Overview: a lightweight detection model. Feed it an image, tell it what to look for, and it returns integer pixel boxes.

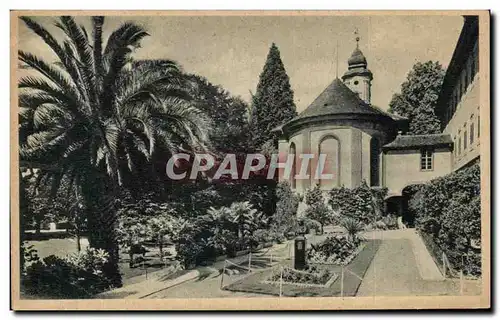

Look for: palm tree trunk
[76,228,81,252]
[158,234,163,262]
[82,173,122,288]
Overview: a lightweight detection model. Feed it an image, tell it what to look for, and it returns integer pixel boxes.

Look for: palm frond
[92,16,105,85]
[56,16,98,108]
[20,17,83,91]
[18,50,81,100]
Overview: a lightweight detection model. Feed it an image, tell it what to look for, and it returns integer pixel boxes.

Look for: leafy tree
[250,43,297,149]
[116,205,151,267]
[388,61,445,135]
[221,201,267,251]
[18,16,210,286]
[185,74,250,154]
[176,207,232,267]
[148,212,184,261]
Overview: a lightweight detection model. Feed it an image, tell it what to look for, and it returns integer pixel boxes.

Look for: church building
[274,16,479,223]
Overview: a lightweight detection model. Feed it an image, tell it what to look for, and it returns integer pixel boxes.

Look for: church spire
[342,28,373,104]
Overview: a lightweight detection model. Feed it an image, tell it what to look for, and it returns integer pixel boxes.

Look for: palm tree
[18,16,210,286]
[228,202,266,248]
[340,218,365,243]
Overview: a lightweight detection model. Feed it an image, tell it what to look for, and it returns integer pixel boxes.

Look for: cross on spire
[355,28,360,48]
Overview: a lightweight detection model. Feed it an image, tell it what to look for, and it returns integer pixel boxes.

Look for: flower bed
[307,236,364,265]
[262,266,338,288]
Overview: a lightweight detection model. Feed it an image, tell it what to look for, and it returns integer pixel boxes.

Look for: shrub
[21,248,112,298]
[305,184,323,207]
[307,236,361,265]
[304,185,331,232]
[304,203,331,234]
[329,182,387,225]
[65,247,109,276]
[298,217,322,234]
[382,214,398,230]
[271,181,300,235]
[268,266,333,285]
[411,162,481,276]
[176,236,204,269]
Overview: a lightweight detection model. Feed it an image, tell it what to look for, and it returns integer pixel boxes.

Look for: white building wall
[383,148,452,196]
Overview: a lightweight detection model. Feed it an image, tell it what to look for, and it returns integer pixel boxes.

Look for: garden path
[357,229,479,296]
[143,241,293,299]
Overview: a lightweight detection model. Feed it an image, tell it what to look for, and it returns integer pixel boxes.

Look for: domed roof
[348,47,367,66]
[294,78,383,119]
[277,78,403,135]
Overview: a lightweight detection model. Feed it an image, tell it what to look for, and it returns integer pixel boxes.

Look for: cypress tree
[250,43,297,149]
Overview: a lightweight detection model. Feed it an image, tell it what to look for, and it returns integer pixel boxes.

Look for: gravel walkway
[357,239,420,296]
[356,236,481,296]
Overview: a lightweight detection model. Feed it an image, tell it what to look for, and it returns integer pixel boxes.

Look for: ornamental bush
[21,248,112,298]
[307,236,361,265]
[268,266,333,285]
[304,185,332,233]
[328,182,387,225]
[410,162,481,276]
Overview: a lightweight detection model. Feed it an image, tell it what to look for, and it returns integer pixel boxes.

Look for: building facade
[436,16,480,171]
[275,16,479,222]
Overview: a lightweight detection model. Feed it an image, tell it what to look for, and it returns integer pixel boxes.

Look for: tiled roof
[371,105,408,122]
[382,134,453,150]
[294,78,385,120]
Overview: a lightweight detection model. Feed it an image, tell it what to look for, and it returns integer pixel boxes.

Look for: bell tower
[342,30,373,104]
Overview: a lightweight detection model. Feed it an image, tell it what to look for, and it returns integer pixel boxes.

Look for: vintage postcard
[10,10,490,310]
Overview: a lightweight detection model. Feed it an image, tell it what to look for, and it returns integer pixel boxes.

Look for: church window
[420,149,433,171]
[478,115,480,138]
[318,136,340,189]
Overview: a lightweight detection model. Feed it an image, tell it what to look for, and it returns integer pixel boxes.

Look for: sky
[17,14,464,112]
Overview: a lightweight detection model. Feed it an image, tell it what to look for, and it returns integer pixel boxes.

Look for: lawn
[25,237,177,285]
[223,239,381,297]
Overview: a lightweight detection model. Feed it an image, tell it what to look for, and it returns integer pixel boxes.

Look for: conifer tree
[250,43,297,149]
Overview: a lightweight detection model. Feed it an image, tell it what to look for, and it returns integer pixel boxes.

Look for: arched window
[318,135,340,189]
[289,143,296,189]
[370,137,380,186]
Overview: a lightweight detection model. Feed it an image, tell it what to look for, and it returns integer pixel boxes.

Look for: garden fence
[441,252,478,295]
[219,241,293,290]
[264,263,365,297]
